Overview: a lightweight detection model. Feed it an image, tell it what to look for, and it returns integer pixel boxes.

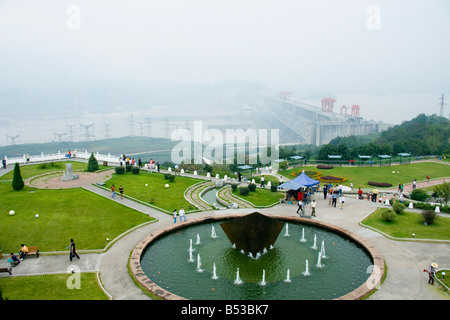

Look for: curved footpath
[1,164,449,300]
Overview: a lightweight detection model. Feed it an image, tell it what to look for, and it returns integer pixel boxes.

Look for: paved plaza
[1,163,449,300]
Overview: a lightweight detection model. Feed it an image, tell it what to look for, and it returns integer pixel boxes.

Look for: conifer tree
[87,153,99,172]
[12,162,24,191]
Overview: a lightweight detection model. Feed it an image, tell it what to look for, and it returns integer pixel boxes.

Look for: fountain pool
[134,215,382,300]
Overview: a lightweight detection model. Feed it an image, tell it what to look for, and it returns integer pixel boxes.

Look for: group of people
[110,184,124,199]
[119,154,160,172]
[173,207,187,223]
[7,240,80,268]
[296,199,317,217]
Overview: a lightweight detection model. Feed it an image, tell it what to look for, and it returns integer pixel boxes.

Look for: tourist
[119,185,124,199]
[372,188,379,202]
[332,192,338,207]
[260,176,265,188]
[8,253,20,267]
[426,175,430,183]
[350,182,353,190]
[138,157,142,168]
[179,207,186,222]
[297,199,304,215]
[413,179,417,189]
[69,238,80,261]
[2,157,6,169]
[427,263,438,285]
[338,184,343,196]
[323,185,328,200]
[26,154,30,164]
[175,164,180,176]
[339,195,345,209]
[156,162,160,172]
[111,184,116,199]
[358,188,363,200]
[19,244,28,261]
[327,192,332,206]
[310,200,317,217]
[173,209,178,223]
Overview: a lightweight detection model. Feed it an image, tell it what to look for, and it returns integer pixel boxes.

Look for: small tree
[381,209,396,222]
[411,188,429,202]
[87,153,99,172]
[12,162,24,191]
[422,210,438,225]
[392,202,406,214]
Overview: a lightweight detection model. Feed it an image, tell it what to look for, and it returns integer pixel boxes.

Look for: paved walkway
[1,163,449,300]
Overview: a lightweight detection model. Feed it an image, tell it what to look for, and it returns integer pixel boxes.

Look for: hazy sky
[1,0,449,94]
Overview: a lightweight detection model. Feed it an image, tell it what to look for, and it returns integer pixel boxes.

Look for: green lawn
[0,181,153,253]
[361,208,450,240]
[0,161,109,181]
[280,162,450,189]
[103,171,200,212]
[0,273,109,300]
[232,188,285,207]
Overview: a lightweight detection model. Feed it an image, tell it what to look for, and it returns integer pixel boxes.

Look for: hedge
[368,181,393,187]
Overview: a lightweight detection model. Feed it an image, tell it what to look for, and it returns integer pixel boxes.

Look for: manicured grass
[280,162,450,189]
[436,270,450,291]
[104,171,200,212]
[232,188,285,207]
[0,181,153,253]
[361,208,450,240]
[0,161,109,181]
[0,273,109,300]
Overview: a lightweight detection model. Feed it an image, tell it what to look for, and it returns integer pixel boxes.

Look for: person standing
[332,192,338,207]
[69,239,80,261]
[260,176,265,188]
[310,200,317,217]
[179,207,186,222]
[119,185,124,199]
[111,184,116,199]
[173,209,178,223]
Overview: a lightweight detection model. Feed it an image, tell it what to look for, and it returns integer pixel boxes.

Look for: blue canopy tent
[278,170,320,190]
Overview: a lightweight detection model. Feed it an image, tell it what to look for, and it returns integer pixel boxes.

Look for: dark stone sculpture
[220,212,285,256]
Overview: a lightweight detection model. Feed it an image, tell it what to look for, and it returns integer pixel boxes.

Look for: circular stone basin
[131,215,384,300]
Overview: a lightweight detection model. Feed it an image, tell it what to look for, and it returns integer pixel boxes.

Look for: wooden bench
[0,267,12,275]
[23,246,39,258]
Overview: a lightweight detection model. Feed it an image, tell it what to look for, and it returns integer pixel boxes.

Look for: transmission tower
[79,123,95,141]
[104,123,112,139]
[6,134,20,145]
[144,117,152,137]
[439,94,446,117]
[67,124,77,142]
[53,132,67,142]
[128,114,135,137]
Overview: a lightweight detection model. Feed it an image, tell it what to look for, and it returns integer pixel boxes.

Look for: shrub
[392,202,406,214]
[167,175,175,182]
[270,185,278,192]
[368,181,393,188]
[381,209,397,222]
[248,183,257,192]
[125,165,133,172]
[115,167,125,175]
[422,210,438,225]
[231,184,238,192]
[12,163,24,191]
[411,189,429,202]
[131,167,140,175]
[239,187,249,196]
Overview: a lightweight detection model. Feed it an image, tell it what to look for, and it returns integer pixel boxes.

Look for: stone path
[217,185,254,208]
[184,180,215,211]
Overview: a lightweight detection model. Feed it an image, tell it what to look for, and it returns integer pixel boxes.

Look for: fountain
[196,254,204,272]
[135,213,381,300]
[212,263,218,280]
[234,268,243,285]
[311,234,317,250]
[302,260,310,276]
[211,226,217,239]
[284,269,291,283]
[284,223,290,237]
[300,228,306,242]
[259,269,266,286]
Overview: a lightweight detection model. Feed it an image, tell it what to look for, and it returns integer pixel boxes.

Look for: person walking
[260,176,265,188]
[332,192,338,208]
[296,199,304,215]
[119,185,124,199]
[339,195,345,209]
[427,263,438,285]
[310,200,317,217]
[69,238,80,261]
[111,184,116,199]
